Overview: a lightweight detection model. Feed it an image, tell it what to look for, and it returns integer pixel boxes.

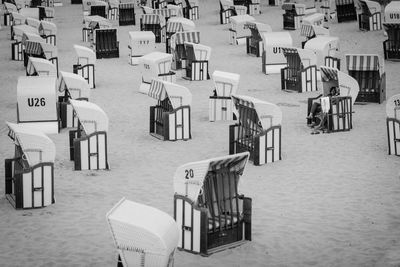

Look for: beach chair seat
[38,20,57,45]
[209,70,240,121]
[173,152,252,255]
[93,28,119,59]
[304,36,340,69]
[58,71,90,129]
[148,79,192,140]
[281,47,318,92]
[138,51,176,94]
[282,3,305,30]
[165,17,195,53]
[38,6,54,21]
[4,122,56,209]
[119,2,136,25]
[261,31,293,74]
[68,100,109,170]
[245,21,272,57]
[184,42,211,81]
[107,198,180,267]
[383,23,400,61]
[169,30,199,70]
[386,94,400,156]
[358,0,382,31]
[335,0,357,23]
[73,45,96,88]
[229,14,255,45]
[183,0,198,20]
[17,76,59,133]
[229,95,282,165]
[345,54,386,103]
[140,14,166,43]
[128,31,155,65]
[3,2,18,26]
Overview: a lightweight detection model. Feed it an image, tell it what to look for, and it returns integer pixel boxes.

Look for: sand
[0,1,400,266]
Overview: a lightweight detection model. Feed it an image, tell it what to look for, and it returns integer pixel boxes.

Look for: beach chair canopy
[386,94,400,118]
[17,76,58,122]
[11,11,26,25]
[153,5,183,19]
[6,122,56,166]
[282,47,317,68]
[19,8,39,20]
[38,20,57,36]
[25,40,58,60]
[70,100,108,134]
[129,31,155,45]
[345,54,383,73]
[27,57,57,76]
[230,14,256,28]
[220,0,234,9]
[245,21,272,36]
[13,25,38,41]
[166,17,195,33]
[302,12,324,25]
[300,24,329,38]
[304,36,339,66]
[360,0,381,14]
[141,14,166,28]
[106,198,180,267]
[4,2,18,13]
[26,17,40,29]
[385,1,400,23]
[74,45,96,65]
[148,79,192,108]
[281,3,305,14]
[22,31,43,45]
[320,66,360,105]
[212,70,240,97]
[232,94,283,129]
[261,31,293,49]
[173,152,250,203]
[140,51,173,73]
[58,71,90,99]
[184,42,212,60]
[170,31,200,50]
[84,15,112,28]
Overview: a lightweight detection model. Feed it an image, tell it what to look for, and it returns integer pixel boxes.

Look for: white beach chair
[245,21,272,57]
[229,14,255,45]
[261,31,293,74]
[68,100,109,170]
[73,45,96,89]
[38,20,57,45]
[106,198,180,267]
[3,2,18,26]
[26,57,57,77]
[209,70,240,121]
[386,94,400,156]
[173,152,252,255]
[170,30,200,70]
[128,31,156,65]
[219,0,247,25]
[300,23,330,48]
[4,122,56,209]
[148,79,192,140]
[304,36,340,69]
[184,42,211,80]
[302,12,325,27]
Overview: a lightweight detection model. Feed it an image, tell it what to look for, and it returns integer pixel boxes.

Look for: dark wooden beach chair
[358,0,382,31]
[94,28,119,59]
[335,0,357,23]
[383,23,400,61]
[119,2,135,25]
[282,3,305,30]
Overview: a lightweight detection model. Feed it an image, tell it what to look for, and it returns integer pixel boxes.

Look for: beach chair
[345,54,386,103]
[107,198,180,267]
[68,100,109,170]
[38,6,54,21]
[302,12,325,28]
[281,3,305,30]
[107,0,119,20]
[140,14,166,43]
[386,94,400,156]
[4,122,56,209]
[152,0,167,8]
[229,95,282,165]
[385,0,400,23]
[3,2,18,26]
[19,7,40,19]
[17,76,59,134]
[300,24,329,48]
[128,31,155,65]
[152,5,183,22]
[82,15,112,42]
[165,17,195,53]
[119,2,136,25]
[304,36,340,69]
[170,31,200,70]
[307,66,359,132]
[246,0,261,15]
[11,25,38,60]
[219,0,245,25]
[358,0,382,31]
[335,0,357,23]
[24,40,58,73]
[183,0,199,20]
[383,23,400,61]
[58,71,90,129]
[184,42,211,81]
[261,31,293,74]
[245,21,272,57]
[229,14,255,45]
[209,70,240,121]
[26,57,57,76]
[287,0,316,14]
[138,52,176,94]
[73,45,96,89]
[38,20,56,45]
[319,0,336,24]
[93,28,119,59]
[281,47,318,92]
[148,79,192,141]
[90,2,108,18]
[173,152,252,255]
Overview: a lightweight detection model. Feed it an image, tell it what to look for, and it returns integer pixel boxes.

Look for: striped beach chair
[209,70,240,122]
[335,0,357,23]
[358,0,382,31]
[229,95,282,165]
[261,31,293,74]
[68,100,109,170]
[300,23,329,48]
[386,94,400,156]
[165,17,195,53]
[281,47,318,93]
[383,23,400,61]
[73,45,96,89]
[107,198,180,267]
[345,54,386,103]
[281,3,305,30]
[184,42,211,80]
[304,36,340,69]
[173,152,252,255]
[170,30,200,69]
[5,122,56,209]
[245,21,272,57]
[148,79,192,141]
[140,14,166,43]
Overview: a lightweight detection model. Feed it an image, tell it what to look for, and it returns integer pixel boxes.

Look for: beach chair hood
[4,2,18,13]
[261,31,293,48]
[70,100,108,134]
[170,31,200,50]
[141,14,166,28]
[386,94,400,118]
[148,79,192,108]
[167,17,195,32]
[362,0,381,13]
[58,71,90,99]
[27,57,57,76]
[74,45,96,65]
[6,122,56,166]
[13,25,38,41]
[246,21,272,34]
[230,14,256,26]
[184,42,212,60]
[212,70,240,96]
[173,152,250,203]
[346,54,384,74]
[26,17,40,29]
[22,32,44,45]
[38,20,57,36]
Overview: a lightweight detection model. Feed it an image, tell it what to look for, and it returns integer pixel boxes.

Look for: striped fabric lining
[119,2,135,9]
[208,154,248,174]
[171,31,200,50]
[300,24,314,37]
[148,79,167,100]
[141,14,165,27]
[346,54,380,71]
[25,41,43,55]
[320,67,338,82]
[167,22,184,33]
[335,0,354,5]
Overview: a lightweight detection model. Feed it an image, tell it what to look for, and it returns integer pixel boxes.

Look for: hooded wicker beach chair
[219,0,247,24]
[169,30,199,69]
[358,0,382,31]
[245,21,272,57]
[38,20,57,45]
[386,94,400,156]
[229,14,255,45]
[129,31,156,65]
[73,44,96,88]
[383,23,400,61]
[304,36,340,69]
[281,2,305,30]
[300,23,329,48]
[261,31,293,74]
[184,42,211,80]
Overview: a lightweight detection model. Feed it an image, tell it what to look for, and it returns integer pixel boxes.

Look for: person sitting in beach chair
[73,44,96,88]
[148,79,192,141]
[169,30,200,69]
[106,198,180,267]
[173,152,252,255]
[219,0,247,24]
[4,122,56,209]
[229,95,282,165]
[184,41,211,80]
[383,23,400,61]
[245,21,271,57]
[386,94,400,156]
[358,0,382,31]
[140,13,166,43]
[68,100,109,170]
